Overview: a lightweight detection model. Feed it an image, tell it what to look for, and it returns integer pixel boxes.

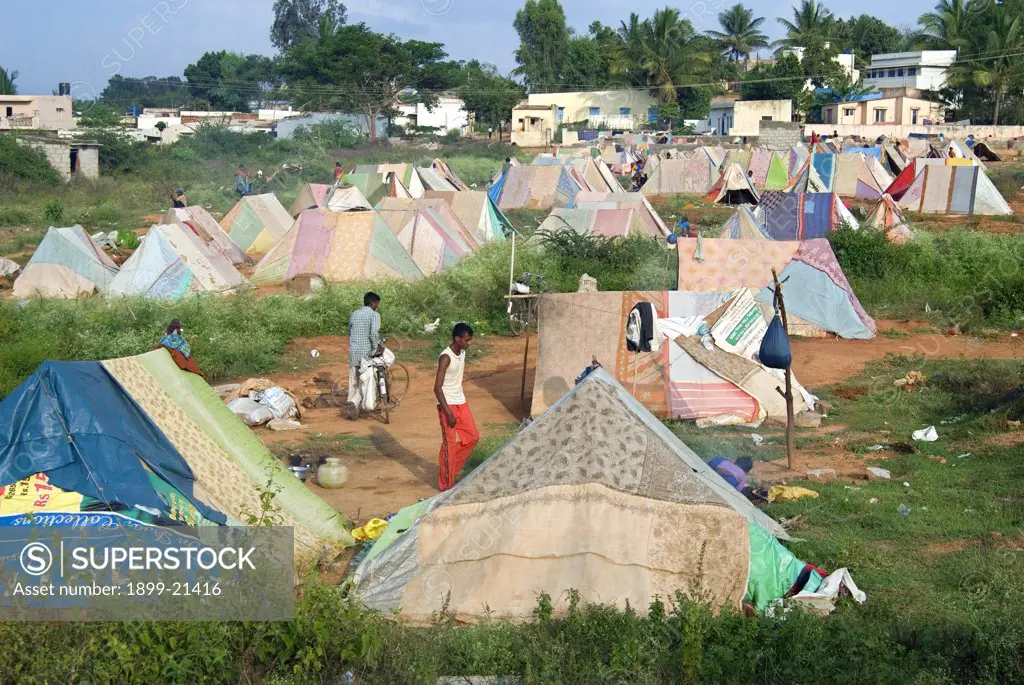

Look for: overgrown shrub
[43,198,64,225]
[0,135,61,185]
[84,128,154,175]
[292,119,362,150]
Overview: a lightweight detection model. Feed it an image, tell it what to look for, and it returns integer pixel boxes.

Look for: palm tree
[948,0,1023,124]
[0,67,18,96]
[918,0,974,50]
[776,0,834,48]
[708,4,769,66]
[639,9,714,103]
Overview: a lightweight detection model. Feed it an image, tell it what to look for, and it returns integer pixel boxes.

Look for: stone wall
[805,122,1024,139]
[78,148,100,180]
[20,138,71,180]
[757,121,803,149]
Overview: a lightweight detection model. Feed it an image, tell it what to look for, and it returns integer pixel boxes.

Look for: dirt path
[245,335,536,522]
[243,323,1018,523]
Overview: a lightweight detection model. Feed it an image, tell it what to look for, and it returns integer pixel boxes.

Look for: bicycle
[332,343,410,425]
[506,272,545,337]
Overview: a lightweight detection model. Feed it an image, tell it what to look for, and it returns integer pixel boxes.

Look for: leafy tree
[832,15,904,67]
[270,0,347,51]
[76,102,127,128]
[99,75,188,109]
[800,39,843,88]
[561,35,612,89]
[740,52,807,102]
[184,51,278,112]
[708,4,769,66]
[280,21,457,141]
[776,0,834,49]
[947,0,1024,124]
[918,0,975,50]
[457,61,526,140]
[0,66,17,95]
[513,0,570,91]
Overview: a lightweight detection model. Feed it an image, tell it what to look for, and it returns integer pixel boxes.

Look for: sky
[0,0,933,97]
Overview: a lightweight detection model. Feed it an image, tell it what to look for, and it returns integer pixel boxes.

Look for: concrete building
[511,104,558,147]
[783,46,860,88]
[272,112,388,140]
[820,95,945,127]
[520,90,660,131]
[18,136,100,181]
[0,95,75,132]
[708,98,793,137]
[395,96,471,134]
[864,51,956,92]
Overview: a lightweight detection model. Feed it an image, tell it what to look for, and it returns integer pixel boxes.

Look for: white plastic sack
[358,360,378,412]
[258,386,297,420]
[227,397,274,426]
[788,568,866,616]
[912,426,939,442]
[380,347,396,367]
[0,257,20,277]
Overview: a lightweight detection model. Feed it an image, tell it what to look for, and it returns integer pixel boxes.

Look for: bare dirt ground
[239,322,1020,525]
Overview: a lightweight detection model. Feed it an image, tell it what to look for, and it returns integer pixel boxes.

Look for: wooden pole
[520,333,530,417]
[772,268,796,471]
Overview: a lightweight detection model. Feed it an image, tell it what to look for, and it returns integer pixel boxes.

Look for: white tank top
[438,347,466,405]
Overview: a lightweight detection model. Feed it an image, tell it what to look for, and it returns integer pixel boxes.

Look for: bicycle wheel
[386,364,411,405]
[508,299,528,337]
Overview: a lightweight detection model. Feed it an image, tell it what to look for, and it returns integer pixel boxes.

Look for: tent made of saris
[538,207,659,239]
[881,143,909,175]
[865,194,912,244]
[896,164,1012,215]
[788,153,890,198]
[926,139,985,168]
[707,163,760,205]
[354,367,816,624]
[250,209,423,285]
[108,223,248,299]
[489,164,583,210]
[165,206,249,265]
[11,225,119,299]
[885,158,946,200]
[641,152,718,195]
[788,144,810,177]
[758,191,860,240]
[842,146,882,159]
[376,198,475,275]
[343,171,413,205]
[421,159,467,191]
[0,349,354,569]
[573,191,670,237]
[423,190,510,243]
[677,237,876,340]
[326,184,374,212]
[219,193,293,259]
[289,183,332,216]
[719,205,770,239]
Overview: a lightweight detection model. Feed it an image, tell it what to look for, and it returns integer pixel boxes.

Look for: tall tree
[270,0,347,51]
[99,75,188,109]
[741,52,807,101]
[708,4,769,66]
[776,0,834,48]
[832,15,904,67]
[948,0,1024,124]
[513,0,570,92]
[280,21,458,140]
[184,52,279,112]
[918,0,975,50]
[457,61,526,140]
[0,67,17,95]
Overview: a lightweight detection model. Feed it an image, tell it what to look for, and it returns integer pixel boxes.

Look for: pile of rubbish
[220,378,302,431]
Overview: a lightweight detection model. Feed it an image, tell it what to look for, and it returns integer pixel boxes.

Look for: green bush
[84,129,154,175]
[292,119,362,149]
[117,228,139,248]
[43,198,65,225]
[0,135,61,185]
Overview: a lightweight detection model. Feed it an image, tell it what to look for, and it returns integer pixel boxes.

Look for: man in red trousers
[434,322,479,491]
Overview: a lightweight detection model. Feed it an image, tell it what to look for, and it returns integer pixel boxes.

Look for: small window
[911,108,920,125]
[897,68,904,77]
[4,107,11,117]
[844,108,856,116]
[761,115,772,121]
[619,107,631,116]
[907,67,917,76]
[557,107,564,122]
[874,109,887,123]
[589,107,600,116]
[650,108,659,122]
[888,69,896,78]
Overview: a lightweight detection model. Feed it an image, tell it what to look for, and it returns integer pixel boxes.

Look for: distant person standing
[235,164,252,196]
[335,162,344,184]
[434,323,480,491]
[171,189,187,208]
[501,157,512,176]
[346,292,384,420]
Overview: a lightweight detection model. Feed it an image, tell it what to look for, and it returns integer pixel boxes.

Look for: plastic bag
[258,386,297,420]
[358,360,378,412]
[759,314,792,370]
[227,398,274,426]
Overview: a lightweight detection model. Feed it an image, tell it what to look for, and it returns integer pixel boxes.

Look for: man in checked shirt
[346,292,384,420]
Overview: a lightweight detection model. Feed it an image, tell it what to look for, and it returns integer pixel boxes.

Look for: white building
[394,96,471,134]
[863,51,957,92]
[783,46,860,87]
[708,98,793,137]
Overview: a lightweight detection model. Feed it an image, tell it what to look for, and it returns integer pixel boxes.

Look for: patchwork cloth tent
[220,193,293,259]
[573,191,670,237]
[166,206,249,265]
[340,171,412,206]
[758,191,860,239]
[251,209,423,285]
[376,198,476,275]
[423,190,510,243]
[787,153,890,198]
[12,225,118,299]
[109,223,248,299]
[0,349,353,568]
[880,143,909,175]
[864,194,912,244]
[289,183,332,216]
[419,159,468,192]
[763,152,791,190]
[354,368,819,624]
[641,152,718,195]
[326,184,374,212]
[538,208,648,238]
[788,144,810,177]
[719,205,769,239]
[896,164,1012,215]
[707,163,760,205]
[677,237,876,339]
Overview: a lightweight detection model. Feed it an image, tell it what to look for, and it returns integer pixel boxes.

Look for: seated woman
[156,319,202,376]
